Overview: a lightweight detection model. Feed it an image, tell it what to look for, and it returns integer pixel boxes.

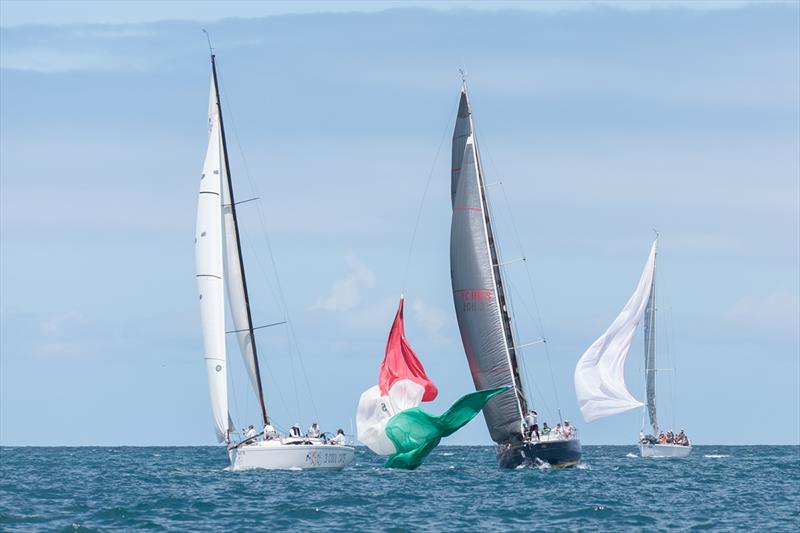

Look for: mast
[643,241,658,435]
[210,54,270,426]
[463,83,528,422]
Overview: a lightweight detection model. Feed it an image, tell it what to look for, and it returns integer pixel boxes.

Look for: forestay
[574,240,658,423]
[643,253,658,435]
[450,88,525,444]
[215,67,268,423]
[195,75,230,443]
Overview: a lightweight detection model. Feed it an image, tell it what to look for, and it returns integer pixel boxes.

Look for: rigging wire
[476,137,564,413]
[216,69,320,423]
[401,95,459,293]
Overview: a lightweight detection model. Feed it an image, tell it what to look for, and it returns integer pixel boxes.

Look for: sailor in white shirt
[289,424,302,437]
[244,425,257,440]
[330,429,346,445]
[263,423,278,440]
[552,423,563,439]
[524,410,539,441]
[308,422,321,438]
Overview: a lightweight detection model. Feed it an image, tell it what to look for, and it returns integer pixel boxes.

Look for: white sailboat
[195,48,354,470]
[574,238,692,458]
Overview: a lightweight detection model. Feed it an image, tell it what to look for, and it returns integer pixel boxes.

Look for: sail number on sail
[455,288,494,312]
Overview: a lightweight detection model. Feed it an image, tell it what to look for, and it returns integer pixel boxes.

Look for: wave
[626,453,638,458]
[704,454,729,459]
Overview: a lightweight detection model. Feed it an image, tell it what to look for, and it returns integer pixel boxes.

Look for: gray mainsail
[450,86,528,445]
[643,245,658,435]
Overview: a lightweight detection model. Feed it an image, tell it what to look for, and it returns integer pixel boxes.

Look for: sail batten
[450,87,527,445]
[574,240,657,423]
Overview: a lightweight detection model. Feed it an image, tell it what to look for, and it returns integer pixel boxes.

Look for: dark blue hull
[496,438,582,468]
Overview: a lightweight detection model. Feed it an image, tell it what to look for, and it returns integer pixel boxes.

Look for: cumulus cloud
[310,254,376,312]
[410,298,450,343]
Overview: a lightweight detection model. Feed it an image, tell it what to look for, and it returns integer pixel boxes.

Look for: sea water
[1,446,797,531]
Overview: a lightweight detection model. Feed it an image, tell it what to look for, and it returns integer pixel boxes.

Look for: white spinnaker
[356,379,425,456]
[196,76,229,443]
[220,157,262,403]
[574,240,657,423]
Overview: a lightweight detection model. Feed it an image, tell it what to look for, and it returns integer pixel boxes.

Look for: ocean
[1,445,797,531]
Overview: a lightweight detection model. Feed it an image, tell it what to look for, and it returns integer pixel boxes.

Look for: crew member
[263,422,278,440]
[524,410,539,440]
[331,429,346,445]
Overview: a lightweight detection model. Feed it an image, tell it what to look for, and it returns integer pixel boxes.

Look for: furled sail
[574,240,657,423]
[450,88,526,445]
[643,249,658,435]
[195,74,230,443]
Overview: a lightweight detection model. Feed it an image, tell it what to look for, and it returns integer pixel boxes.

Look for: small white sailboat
[195,47,354,470]
[574,238,692,458]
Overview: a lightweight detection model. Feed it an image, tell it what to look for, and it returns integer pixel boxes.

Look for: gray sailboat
[449,82,582,468]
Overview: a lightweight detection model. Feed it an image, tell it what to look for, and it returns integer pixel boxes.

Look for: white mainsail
[574,240,657,423]
[196,75,230,442]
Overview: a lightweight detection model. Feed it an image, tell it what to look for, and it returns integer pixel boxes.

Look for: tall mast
[644,240,658,435]
[210,54,270,426]
[463,83,528,421]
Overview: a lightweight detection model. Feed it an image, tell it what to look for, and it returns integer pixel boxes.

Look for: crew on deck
[289,424,302,437]
[524,410,539,441]
[307,422,321,438]
[330,429,346,445]
[244,425,257,440]
[263,423,278,440]
[654,429,690,445]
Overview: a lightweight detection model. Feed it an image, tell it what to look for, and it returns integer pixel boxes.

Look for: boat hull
[497,438,582,468]
[639,443,692,458]
[228,441,354,470]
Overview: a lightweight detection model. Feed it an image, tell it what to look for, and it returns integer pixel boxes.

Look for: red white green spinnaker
[356,296,505,469]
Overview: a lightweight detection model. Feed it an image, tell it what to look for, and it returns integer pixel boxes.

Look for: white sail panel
[574,240,657,423]
[220,168,262,405]
[195,76,229,443]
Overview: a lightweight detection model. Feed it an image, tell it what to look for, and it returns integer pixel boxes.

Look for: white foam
[704,454,729,459]
[441,452,454,456]
[626,453,638,458]
[576,463,591,470]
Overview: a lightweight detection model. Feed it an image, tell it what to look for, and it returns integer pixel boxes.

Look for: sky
[1,1,798,447]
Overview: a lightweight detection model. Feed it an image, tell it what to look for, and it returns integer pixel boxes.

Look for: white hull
[639,443,692,458]
[228,439,354,470]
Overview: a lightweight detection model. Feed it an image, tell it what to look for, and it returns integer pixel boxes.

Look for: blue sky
[1,1,798,446]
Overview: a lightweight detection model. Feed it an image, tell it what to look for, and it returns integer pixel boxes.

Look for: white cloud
[410,298,450,343]
[309,254,376,312]
[40,311,86,337]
